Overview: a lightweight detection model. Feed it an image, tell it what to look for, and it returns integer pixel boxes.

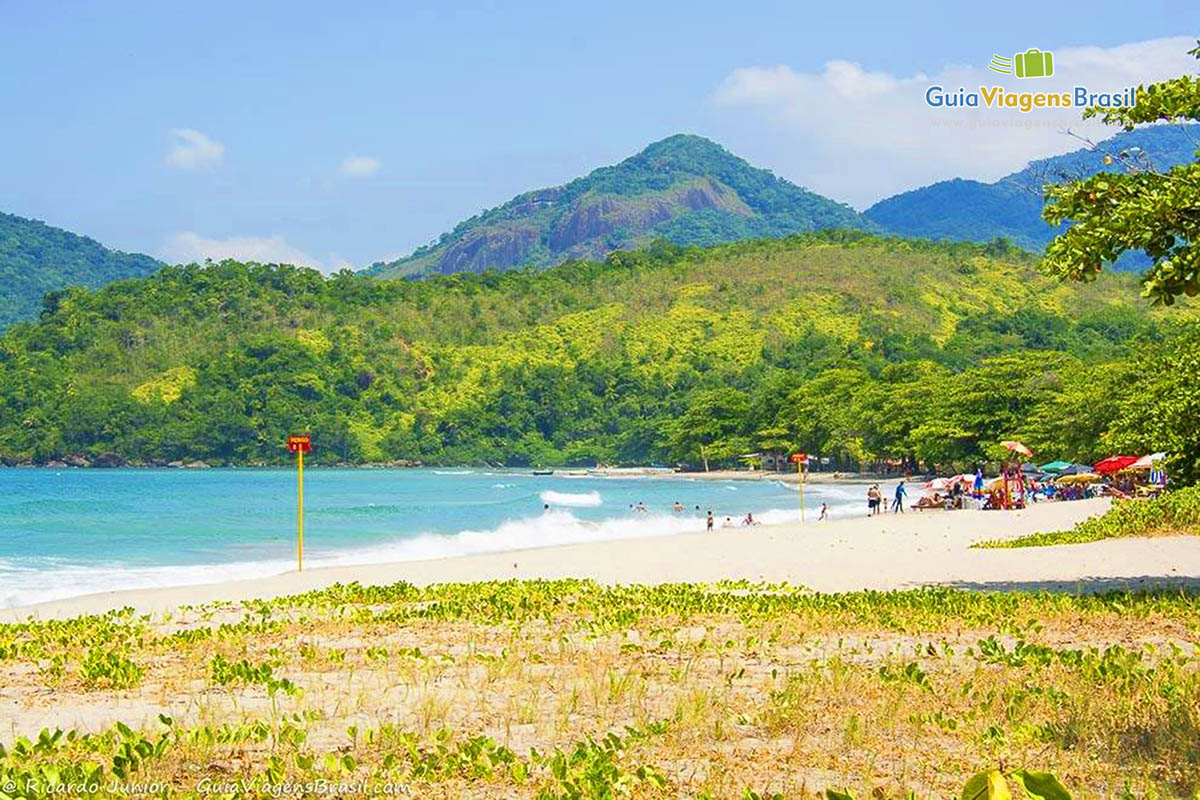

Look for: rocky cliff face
[547,178,749,254]
[433,224,541,275]
[367,135,874,279]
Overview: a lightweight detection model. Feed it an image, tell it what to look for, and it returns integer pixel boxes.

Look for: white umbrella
[1129,452,1166,470]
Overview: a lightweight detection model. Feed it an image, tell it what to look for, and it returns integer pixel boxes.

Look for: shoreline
[8,498,1200,621]
[0,463,872,483]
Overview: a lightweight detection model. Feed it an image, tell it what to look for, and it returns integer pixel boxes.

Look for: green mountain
[0,232,1182,469]
[864,125,1200,259]
[365,134,877,278]
[0,212,162,328]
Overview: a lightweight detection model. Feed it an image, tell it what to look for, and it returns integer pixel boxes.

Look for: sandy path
[8,498,1199,620]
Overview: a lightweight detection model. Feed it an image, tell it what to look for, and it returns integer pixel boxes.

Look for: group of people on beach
[609,501,764,532]
[704,509,758,530]
[866,481,907,515]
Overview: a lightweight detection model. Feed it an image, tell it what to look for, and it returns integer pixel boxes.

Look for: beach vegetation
[0,581,1196,796]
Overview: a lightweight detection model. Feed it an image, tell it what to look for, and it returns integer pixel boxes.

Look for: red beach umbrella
[1093,455,1139,475]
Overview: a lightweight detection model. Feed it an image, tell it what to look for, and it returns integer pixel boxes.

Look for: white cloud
[161,232,327,271]
[338,155,381,177]
[708,36,1197,207]
[164,128,225,170]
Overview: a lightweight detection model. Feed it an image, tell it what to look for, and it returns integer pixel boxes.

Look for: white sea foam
[0,480,870,608]
[0,509,700,607]
[539,490,602,507]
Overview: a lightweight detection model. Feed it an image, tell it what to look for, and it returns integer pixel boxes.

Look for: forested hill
[0,212,163,328]
[864,125,1200,255]
[1,231,1188,470]
[365,135,876,278]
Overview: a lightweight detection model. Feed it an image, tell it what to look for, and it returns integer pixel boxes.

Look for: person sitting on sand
[912,492,941,511]
[742,513,759,526]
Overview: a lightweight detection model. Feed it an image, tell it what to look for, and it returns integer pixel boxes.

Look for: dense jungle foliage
[0,212,161,328]
[0,231,1195,476]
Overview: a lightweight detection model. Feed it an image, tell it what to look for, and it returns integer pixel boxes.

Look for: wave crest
[539,490,602,507]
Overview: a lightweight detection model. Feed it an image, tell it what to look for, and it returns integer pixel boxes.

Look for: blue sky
[0,1,1194,270]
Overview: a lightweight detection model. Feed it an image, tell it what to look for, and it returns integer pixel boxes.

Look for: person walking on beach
[867,485,880,516]
[706,510,714,532]
[819,502,828,521]
[892,480,907,514]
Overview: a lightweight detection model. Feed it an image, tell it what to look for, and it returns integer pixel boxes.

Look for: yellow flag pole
[798,458,806,523]
[297,446,305,572]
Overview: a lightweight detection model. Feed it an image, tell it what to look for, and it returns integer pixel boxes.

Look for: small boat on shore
[532,469,554,476]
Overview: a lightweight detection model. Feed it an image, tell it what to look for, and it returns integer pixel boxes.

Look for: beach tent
[1094,455,1139,475]
[1128,452,1167,470]
[1059,464,1094,475]
[924,475,973,493]
[1040,460,1073,472]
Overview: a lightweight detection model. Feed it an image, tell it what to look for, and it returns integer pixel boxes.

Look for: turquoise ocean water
[0,468,869,606]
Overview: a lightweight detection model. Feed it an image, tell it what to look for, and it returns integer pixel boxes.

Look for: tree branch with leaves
[1042,41,1200,304]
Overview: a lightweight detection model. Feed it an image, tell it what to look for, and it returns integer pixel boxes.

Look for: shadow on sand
[933,575,1200,594]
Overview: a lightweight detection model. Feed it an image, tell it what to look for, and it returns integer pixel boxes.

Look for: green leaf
[962,772,990,800]
[1011,770,1072,800]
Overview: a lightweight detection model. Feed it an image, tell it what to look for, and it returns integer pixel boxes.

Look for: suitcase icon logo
[989,49,1054,78]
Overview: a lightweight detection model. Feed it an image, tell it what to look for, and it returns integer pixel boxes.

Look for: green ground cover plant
[0,581,1195,797]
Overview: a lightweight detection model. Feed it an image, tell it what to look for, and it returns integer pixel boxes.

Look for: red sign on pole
[287,434,312,453]
[790,452,808,463]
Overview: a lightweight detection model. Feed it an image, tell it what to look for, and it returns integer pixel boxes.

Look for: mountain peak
[635,133,735,162]
[367,136,873,278]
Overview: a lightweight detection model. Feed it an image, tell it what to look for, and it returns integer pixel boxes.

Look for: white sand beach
[8,497,1199,621]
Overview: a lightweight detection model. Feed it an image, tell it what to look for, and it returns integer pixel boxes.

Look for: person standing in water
[706,510,714,532]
